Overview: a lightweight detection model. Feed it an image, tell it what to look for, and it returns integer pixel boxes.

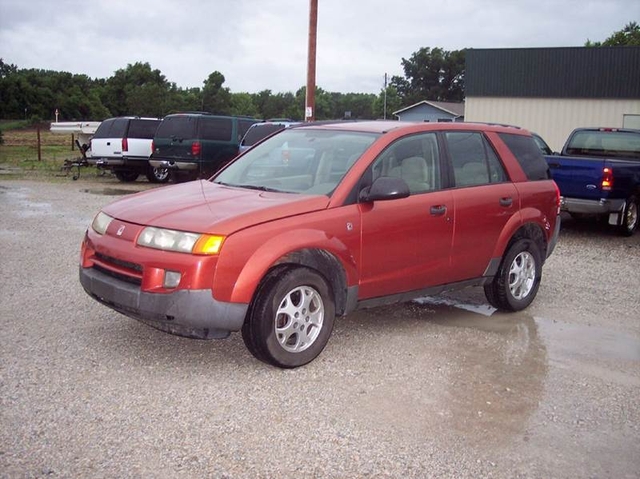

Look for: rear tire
[242,267,335,368]
[146,166,170,183]
[618,195,638,237]
[484,239,542,312]
[114,170,139,182]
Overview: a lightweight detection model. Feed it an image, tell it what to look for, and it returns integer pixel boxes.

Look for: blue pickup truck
[545,128,640,236]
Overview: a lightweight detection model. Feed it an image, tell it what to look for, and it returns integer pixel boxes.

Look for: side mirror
[359,176,410,202]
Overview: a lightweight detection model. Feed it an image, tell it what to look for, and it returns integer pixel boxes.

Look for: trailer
[49,121,101,179]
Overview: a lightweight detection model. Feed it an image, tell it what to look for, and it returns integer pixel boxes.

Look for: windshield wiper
[214,181,283,193]
[237,184,283,193]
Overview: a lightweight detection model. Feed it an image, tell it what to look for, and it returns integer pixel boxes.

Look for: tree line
[0,46,467,123]
[0,21,636,124]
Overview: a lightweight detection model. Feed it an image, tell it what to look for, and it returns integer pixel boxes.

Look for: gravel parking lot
[1,177,639,478]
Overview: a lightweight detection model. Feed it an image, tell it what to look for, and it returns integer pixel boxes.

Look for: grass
[0,126,85,177]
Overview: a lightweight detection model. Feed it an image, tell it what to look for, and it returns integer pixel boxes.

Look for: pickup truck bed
[545,128,640,236]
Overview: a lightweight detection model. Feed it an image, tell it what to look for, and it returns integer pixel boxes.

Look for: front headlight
[137,226,225,255]
[91,211,114,235]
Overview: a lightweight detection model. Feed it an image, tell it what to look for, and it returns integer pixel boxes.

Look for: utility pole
[305,0,318,122]
[383,73,388,120]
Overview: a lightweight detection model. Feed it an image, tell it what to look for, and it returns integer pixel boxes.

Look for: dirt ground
[0,177,638,478]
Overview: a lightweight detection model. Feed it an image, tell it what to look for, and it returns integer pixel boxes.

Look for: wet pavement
[1,179,639,478]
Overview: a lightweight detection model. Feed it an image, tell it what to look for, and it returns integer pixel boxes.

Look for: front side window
[446,131,507,187]
[367,133,441,195]
[214,129,378,195]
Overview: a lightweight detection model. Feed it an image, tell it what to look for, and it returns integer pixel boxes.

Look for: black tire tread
[484,238,541,312]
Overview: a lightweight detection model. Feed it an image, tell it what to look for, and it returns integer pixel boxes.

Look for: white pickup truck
[90,117,167,183]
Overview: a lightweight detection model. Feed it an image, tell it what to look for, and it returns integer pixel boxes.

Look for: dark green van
[149,113,258,181]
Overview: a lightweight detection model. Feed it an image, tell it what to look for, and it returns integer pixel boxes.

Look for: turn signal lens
[193,235,225,255]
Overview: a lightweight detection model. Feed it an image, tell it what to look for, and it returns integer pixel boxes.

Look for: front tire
[242,267,335,368]
[484,239,542,311]
[618,195,638,237]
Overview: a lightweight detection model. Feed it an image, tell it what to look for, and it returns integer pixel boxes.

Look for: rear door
[153,115,198,160]
[125,119,160,159]
[444,131,519,281]
[91,118,128,159]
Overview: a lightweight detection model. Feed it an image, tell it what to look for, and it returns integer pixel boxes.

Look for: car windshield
[213,128,379,195]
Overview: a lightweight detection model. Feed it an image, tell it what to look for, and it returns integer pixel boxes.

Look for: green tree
[392,47,466,104]
[373,85,402,119]
[230,92,258,117]
[586,21,640,46]
[202,71,232,114]
[102,62,170,117]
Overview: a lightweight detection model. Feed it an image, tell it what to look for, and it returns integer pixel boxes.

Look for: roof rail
[462,121,522,129]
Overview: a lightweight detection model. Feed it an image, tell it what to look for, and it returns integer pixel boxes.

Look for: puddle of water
[82,188,138,196]
[535,316,640,363]
[414,295,496,317]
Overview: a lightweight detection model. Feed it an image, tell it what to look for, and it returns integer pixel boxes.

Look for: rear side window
[498,133,550,181]
[155,116,197,139]
[446,132,507,187]
[93,118,128,139]
[199,118,233,141]
[242,124,286,147]
[238,119,257,140]
[128,119,160,139]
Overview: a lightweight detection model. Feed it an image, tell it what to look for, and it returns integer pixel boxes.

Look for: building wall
[465,97,640,151]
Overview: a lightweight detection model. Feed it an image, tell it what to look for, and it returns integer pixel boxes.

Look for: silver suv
[90,117,167,183]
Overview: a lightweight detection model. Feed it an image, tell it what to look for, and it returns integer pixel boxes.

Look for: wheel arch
[271,248,349,316]
[217,228,357,314]
[492,210,549,263]
[503,221,548,263]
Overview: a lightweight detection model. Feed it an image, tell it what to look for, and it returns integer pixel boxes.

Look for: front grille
[93,264,142,286]
[93,252,143,285]
[95,252,142,273]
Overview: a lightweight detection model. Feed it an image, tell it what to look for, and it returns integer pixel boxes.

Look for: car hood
[102,180,331,235]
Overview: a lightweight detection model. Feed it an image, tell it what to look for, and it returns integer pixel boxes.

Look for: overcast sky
[1,0,638,94]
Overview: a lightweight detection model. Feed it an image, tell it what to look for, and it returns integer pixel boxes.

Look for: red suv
[80,122,561,368]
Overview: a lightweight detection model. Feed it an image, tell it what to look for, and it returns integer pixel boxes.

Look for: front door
[358,133,454,299]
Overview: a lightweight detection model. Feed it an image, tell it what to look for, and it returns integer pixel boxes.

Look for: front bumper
[80,266,248,339]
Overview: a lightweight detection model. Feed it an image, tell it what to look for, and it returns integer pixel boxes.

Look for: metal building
[464,46,640,151]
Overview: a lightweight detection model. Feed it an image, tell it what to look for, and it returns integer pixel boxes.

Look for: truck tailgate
[545,155,605,200]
